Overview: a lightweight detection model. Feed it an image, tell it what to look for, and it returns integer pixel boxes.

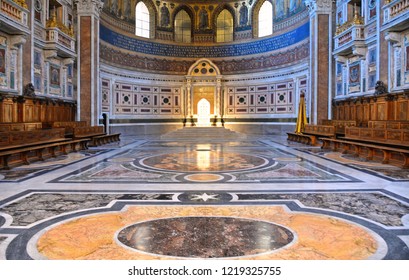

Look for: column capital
[75,0,104,17]
[334,55,348,63]
[10,35,26,47]
[385,32,402,45]
[44,50,58,60]
[304,0,334,14]
[63,58,75,66]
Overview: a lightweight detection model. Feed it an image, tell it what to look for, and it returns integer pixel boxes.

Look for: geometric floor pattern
[1,136,409,259]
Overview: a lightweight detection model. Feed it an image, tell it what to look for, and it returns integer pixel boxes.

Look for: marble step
[161,127,246,140]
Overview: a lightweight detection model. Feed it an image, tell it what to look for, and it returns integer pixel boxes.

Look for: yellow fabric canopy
[295,93,308,134]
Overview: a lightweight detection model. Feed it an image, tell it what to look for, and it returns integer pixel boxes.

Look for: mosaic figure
[160,3,170,27]
[110,0,118,15]
[123,0,131,20]
[239,2,248,26]
[290,0,300,12]
[275,0,285,18]
[199,6,209,30]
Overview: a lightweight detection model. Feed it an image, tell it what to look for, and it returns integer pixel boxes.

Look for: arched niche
[185,59,223,124]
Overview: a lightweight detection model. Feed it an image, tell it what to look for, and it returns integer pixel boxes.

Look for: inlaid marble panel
[0,193,173,226]
[237,192,409,226]
[36,205,379,260]
[142,151,267,172]
[117,217,295,258]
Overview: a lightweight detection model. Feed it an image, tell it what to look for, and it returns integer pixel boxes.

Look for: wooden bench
[287,125,335,146]
[321,120,357,135]
[303,125,335,142]
[88,133,121,147]
[368,120,409,130]
[320,138,409,168]
[0,128,89,169]
[287,132,318,146]
[47,121,87,137]
[345,127,409,147]
[0,122,43,132]
[73,126,120,147]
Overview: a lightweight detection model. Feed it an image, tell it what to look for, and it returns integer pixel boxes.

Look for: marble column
[304,0,334,124]
[75,0,104,125]
[216,77,222,118]
[186,78,192,117]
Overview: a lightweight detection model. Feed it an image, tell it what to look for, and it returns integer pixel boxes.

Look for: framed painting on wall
[349,63,360,84]
[0,48,6,75]
[50,65,60,87]
[406,45,409,72]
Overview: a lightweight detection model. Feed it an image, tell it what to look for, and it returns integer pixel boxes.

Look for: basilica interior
[0,0,409,260]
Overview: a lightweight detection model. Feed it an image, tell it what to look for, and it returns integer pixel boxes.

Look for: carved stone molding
[352,46,367,57]
[10,35,27,47]
[385,32,401,46]
[63,58,75,66]
[304,0,334,14]
[44,50,57,60]
[334,55,348,63]
[75,0,104,17]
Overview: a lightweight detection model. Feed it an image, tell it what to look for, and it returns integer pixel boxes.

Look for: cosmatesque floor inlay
[0,136,408,260]
[50,142,360,184]
[297,148,409,181]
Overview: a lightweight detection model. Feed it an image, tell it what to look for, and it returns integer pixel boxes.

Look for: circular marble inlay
[185,173,224,182]
[117,217,294,258]
[141,152,267,172]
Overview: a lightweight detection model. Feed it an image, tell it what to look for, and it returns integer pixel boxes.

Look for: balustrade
[0,0,28,27]
[383,0,409,25]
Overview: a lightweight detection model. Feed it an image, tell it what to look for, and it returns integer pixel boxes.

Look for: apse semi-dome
[99,0,309,74]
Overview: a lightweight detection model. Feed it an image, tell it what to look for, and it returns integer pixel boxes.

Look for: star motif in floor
[190,193,220,202]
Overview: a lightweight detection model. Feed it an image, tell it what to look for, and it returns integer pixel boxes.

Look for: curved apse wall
[99,19,310,75]
[99,6,311,135]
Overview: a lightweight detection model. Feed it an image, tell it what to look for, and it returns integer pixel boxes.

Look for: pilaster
[75,0,104,125]
[305,0,334,123]
[10,35,26,94]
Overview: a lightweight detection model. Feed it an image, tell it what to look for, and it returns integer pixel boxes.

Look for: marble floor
[0,134,409,260]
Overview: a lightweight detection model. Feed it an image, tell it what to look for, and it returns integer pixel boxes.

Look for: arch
[134,0,157,38]
[172,5,194,43]
[215,8,234,43]
[258,0,273,37]
[197,98,211,126]
[135,1,150,38]
[187,58,221,76]
[212,4,236,41]
[172,4,196,30]
[252,0,273,38]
